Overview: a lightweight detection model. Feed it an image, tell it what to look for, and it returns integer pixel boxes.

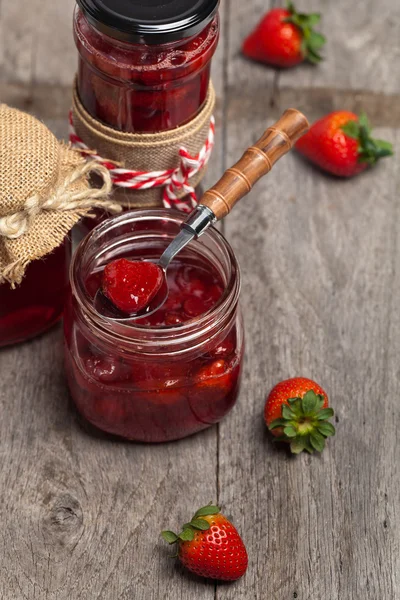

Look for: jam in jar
[0,240,72,347]
[74,0,220,133]
[64,210,243,442]
[73,0,219,230]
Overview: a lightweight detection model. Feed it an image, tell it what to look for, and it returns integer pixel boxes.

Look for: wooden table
[1,1,399,598]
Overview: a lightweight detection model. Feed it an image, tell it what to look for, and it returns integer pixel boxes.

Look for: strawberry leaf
[341,120,360,139]
[342,115,394,166]
[287,397,303,417]
[317,422,336,437]
[306,48,323,65]
[306,13,321,27]
[282,404,296,419]
[301,390,319,415]
[310,431,326,453]
[290,437,308,454]
[269,418,287,430]
[373,140,394,158]
[179,528,195,542]
[287,1,296,13]
[304,439,316,454]
[161,531,179,544]
[283,425,298,438]
[194,505,220,518]
[285,1,326,63]
[317,408,334,420]
[309,31,325,50]
[358,112,370,130]
[190,518,211,531]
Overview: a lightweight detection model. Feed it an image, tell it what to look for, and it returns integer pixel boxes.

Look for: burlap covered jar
[0,104,121,347]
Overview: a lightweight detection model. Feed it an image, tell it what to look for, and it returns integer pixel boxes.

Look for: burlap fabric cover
[0,104,121,286]
[72,79,216,207]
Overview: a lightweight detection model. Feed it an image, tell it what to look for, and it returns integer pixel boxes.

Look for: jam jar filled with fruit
[0,242,71,347]
[74,0,219,133]
[73,0,220,230]
[64,210,243,442]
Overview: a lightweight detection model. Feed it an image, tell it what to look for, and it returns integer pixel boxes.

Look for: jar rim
[71,209,240,354]
[76,0,219,45]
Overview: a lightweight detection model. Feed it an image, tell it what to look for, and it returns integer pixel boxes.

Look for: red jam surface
[65,252,242,442]
[102,258,164,314]
[74,9,219,133]
[0,241,71,347]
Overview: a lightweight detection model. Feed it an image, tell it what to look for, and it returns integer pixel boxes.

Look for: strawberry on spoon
[161,504,248,581]
[101,258,164,315]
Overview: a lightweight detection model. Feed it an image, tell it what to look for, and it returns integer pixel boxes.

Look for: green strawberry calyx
[161,504,220,545]
[269,390,335,454]
[284,2,326,64]
[341,113,394,166]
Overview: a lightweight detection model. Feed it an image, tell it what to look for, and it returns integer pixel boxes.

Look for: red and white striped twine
[68,111,215,213]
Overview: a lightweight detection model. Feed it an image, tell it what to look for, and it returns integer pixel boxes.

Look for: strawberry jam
[64,210,243,442]
[0,240,71,347]
[73,1,220,234]
[74,3,219,133]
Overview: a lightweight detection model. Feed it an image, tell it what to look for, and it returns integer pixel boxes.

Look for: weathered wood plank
[0,327,217,600]
[278,0,400,95]
[218,110,400,598]
[231,0,400,126]
[0,0,76,86]
[227,0,276,106]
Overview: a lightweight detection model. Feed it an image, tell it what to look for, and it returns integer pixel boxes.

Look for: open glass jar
[64,210,243,442]
[0,240,71,347]
[73,0,220,133]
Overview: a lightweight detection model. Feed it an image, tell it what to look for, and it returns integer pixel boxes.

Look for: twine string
[69,112,216,214]
[0,162,121,240]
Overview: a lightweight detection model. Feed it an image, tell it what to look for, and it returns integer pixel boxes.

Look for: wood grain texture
[0,328,217,600]
[219,117,400,599]
[217,1,400,598]
[1,0,400,597]
[278,0,400,95]
[0,0,76,86]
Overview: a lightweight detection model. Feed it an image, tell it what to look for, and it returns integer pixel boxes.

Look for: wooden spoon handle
[200,108,309,220]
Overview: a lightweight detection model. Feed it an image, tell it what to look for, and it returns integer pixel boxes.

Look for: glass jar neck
[70,210,240,358]
[75,8,219,76]
[74,7,219,132]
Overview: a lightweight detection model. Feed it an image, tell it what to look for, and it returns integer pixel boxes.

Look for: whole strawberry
[161,504,248,581]
[265,377,335,454]
[242,2,326,68]
[296,111,393,177]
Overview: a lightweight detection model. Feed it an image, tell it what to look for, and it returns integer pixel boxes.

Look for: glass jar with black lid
[73,0,220,133]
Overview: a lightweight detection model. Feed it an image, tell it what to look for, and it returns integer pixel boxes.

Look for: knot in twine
[0,161,120,240]
[69,112,215,214]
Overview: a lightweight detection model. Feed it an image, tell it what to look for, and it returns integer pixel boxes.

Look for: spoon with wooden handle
[95,108,309,321]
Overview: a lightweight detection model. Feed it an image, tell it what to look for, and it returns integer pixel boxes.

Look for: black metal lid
[77,0,219,44]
